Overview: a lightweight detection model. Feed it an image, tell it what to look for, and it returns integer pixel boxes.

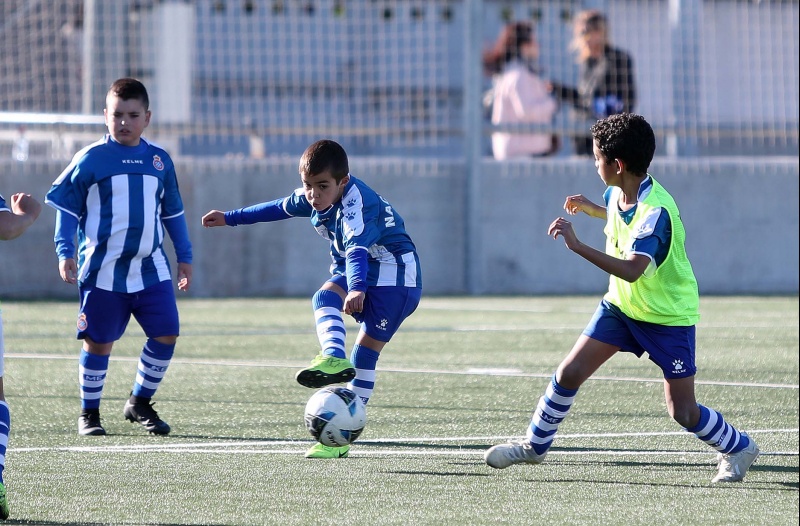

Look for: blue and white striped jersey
[0,194,8,213]
[284,175,422,288]
[45,135,192,293]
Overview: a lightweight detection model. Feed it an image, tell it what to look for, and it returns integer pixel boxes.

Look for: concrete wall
[1,156,797,299]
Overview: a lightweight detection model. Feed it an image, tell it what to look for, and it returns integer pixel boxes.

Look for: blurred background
[0,0,797,298]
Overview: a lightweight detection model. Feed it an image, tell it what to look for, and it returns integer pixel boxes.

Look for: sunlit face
[578,26,606,58]
[104,94,150,146]
[301,170,349,211]
[593,140,618,186]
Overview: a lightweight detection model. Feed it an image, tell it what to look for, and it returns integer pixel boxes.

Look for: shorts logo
[77,313,88,332]
[375,318,389,331]
[672,359,685,375]
[153,155,164,171]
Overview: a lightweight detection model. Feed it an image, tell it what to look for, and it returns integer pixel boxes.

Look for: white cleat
[711,434,760,483]
[484,440,547,469]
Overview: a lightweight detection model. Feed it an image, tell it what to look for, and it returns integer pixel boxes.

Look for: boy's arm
[548,217,650,283]
[162,214,192,264]
[202,199,291,228]
[564,195,606,219]
[0,193,41,240]
[163,214,192,292]
[343,247,369,316]
[54,209,79,284]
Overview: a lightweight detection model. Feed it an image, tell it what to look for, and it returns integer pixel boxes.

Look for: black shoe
[78,410,106,436]
[123,399,171,435]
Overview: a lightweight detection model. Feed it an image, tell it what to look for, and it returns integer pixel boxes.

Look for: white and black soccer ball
[304,386,367,447]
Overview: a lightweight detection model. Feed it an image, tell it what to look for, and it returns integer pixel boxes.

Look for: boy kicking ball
[202,139,422,459]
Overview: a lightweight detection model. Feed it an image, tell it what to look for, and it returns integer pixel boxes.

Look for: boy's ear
[340,173,350,186]
[615,158,625,174]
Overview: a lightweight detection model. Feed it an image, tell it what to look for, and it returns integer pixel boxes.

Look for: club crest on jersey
[77,313,88,331]
[153,155,164,171]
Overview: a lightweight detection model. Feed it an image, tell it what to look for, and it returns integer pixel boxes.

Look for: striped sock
[0,401,9,483]
[346,344,380,405]
[312,289,346,359]
[79,350,109,410]
[688,404,750,454]
[526,375,578,455]
[131,339,175,399]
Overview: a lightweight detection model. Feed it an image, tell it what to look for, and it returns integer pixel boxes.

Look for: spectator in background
[550,10,637,156]
[483,21,559,160]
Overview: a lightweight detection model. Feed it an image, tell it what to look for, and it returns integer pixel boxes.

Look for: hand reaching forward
[202,210,226,227]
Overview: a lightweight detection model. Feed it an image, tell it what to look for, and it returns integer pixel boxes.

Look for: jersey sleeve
[45,157,89,219]
[160,161,186,220]
[630,207,672,278]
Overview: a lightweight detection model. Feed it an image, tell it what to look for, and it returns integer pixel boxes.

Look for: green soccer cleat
[295,354,356,388]
[0,481,9,520]
[305,443,350,459]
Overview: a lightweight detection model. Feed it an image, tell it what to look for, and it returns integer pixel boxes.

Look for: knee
[153,335,178,346]
[555,363,585,390]
[668,403,699,429]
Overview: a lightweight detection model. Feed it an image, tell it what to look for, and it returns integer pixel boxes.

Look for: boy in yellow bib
[485,113,759,483]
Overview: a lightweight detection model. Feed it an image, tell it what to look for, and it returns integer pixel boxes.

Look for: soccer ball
[304,386,367,447]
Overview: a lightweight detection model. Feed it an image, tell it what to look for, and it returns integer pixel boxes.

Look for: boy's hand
[563,194,591,215]
[564,194,606,219]
[11,192,42,219]
[548,217,581,251]
[59,258,78,285]
[201,210,227,227]
[343,290,365,316]
[177,262,192,291]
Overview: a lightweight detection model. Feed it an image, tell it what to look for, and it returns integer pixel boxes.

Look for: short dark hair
[590,113,655,176]
[299,140,349,182]
[107,78,149,110]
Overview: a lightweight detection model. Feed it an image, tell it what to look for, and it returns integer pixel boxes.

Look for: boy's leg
[124,281,178,435]
[0,397,7,520]
[78,343,111,436]
[684,401,760,483]
[485,334,618,469]
[305,285,420,459]
[75,286,130,436]
[296,281,356,388]
[0,322,8,518]
[345,285,420,405]
[346,343,381,406]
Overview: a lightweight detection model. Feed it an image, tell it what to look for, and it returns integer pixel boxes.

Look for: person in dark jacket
[551,10,637,155]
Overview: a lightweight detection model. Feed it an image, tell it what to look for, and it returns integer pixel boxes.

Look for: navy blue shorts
[583,299,697,379]
[76,280,180,343]
[327,274,421,342]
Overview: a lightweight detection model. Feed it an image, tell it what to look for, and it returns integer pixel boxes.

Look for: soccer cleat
[0,482,8,520]
[123,399,171,435]
[484,440,547,469]
[711,434,760,483]
[295,354,356,388]
[77,410,107,436]
[305,443,350,459]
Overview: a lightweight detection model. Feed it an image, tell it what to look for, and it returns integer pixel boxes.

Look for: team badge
[153,155,164,171]
[77,313,88,331]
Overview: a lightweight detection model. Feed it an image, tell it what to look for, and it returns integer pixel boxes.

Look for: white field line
[6,353,798,390]
[12,428,799,456]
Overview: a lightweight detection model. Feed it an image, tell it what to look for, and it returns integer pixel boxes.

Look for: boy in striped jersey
[45,78,193,437]
[0,191,41,519]
[202,139,422,459]
[485,113,759,483]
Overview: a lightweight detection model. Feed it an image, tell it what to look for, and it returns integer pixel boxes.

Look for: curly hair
[590,113,655,176]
